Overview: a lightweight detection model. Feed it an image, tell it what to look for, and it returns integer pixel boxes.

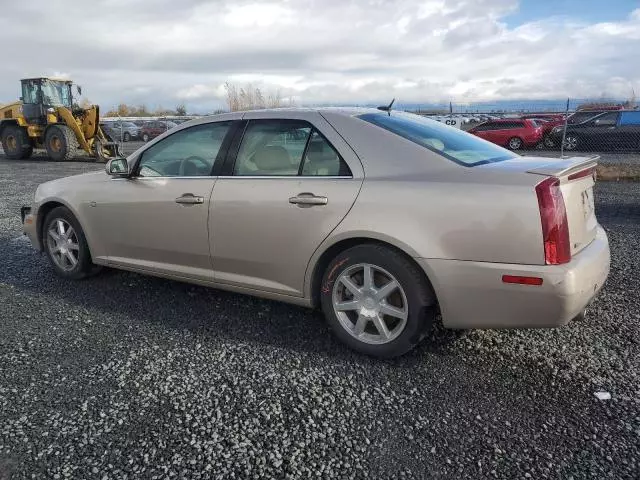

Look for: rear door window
[234,120,311,176]
[359,112,516,166]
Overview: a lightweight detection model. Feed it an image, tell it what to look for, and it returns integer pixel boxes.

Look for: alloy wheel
[509,137,522,150]
[332,263,408,345]
[47,218,80,271]
[564,135,578,150]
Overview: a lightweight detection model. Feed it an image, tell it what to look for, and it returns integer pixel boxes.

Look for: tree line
[98,83,295,117]
[103,103,188,117]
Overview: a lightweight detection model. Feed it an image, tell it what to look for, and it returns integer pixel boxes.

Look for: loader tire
[1,124,33,160]
[45,125,80,162]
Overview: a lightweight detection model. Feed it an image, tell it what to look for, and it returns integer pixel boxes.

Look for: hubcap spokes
[47,219,79,271]
[332,263,408,345]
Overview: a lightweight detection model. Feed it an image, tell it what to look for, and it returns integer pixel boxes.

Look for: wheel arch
[0,119,20,137]
[37,199,96,257]
[307,235,437,309]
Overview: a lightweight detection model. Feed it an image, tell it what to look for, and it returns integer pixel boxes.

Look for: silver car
[102,121,140,142]
[22,108,610,357]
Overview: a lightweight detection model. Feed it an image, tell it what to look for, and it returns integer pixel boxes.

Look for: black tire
[507,137,523,150]
[123,132,131,142]
[45,125,80,161]
[543,135,555,149]
[563,134,579,151]
[1,124,33,159]
[142,133,150,142]
[320,244,437,358]
[42,206,100,280]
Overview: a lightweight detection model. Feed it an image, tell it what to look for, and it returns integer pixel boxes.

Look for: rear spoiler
[526,155,599,177]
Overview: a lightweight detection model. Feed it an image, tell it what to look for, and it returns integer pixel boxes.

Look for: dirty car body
[22,108,610,357]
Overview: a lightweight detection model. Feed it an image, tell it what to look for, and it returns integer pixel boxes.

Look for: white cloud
[0,1,638,113]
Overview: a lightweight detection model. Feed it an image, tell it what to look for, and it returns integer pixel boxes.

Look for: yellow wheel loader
[0,77,120,162]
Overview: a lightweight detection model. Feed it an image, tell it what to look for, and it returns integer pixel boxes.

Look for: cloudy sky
[1,0,639,113]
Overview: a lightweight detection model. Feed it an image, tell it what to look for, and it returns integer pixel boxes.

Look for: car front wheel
[42,206,100,280]
[543,135,556,148]
[320,244,436,358]
[142,133,150,142]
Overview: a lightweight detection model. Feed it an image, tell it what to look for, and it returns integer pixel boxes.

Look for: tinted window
[137,122,231,177]
[234,120,311,176]
[592,112,619,125]
[359,112,516,166]
[475,122,496,131]
[568,112,601,124]
[301,131,351,176]
[619,111,640,126]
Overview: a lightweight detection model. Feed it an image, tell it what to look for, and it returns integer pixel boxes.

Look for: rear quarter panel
[312,112,545,274]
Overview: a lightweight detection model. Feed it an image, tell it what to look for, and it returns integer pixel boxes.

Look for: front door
[88,120,235,281]
[209,112,364,297]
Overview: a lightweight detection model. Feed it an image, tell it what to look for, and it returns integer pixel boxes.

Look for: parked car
[467,118,544,149]
[21,109,609,358]
[100,121,140,142]
[520,114,566,148]
[140,121,178,142]
[548,111,640,151]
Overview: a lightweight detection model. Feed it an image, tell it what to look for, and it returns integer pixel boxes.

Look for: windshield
[358,112,516,166]
[41,80,72,108]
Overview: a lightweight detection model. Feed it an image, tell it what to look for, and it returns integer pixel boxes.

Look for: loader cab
[20,78,73,124]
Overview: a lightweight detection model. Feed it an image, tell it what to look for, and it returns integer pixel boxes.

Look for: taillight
[535,177,571,265]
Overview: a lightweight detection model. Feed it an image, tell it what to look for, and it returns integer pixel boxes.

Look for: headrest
[252,145,292,171]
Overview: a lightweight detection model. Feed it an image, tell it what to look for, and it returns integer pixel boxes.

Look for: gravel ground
[0,158,638,479]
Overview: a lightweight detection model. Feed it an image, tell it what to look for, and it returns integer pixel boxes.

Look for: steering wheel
[178,155,208,176]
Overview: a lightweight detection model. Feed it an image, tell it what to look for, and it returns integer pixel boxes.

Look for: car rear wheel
[42,206,100,280]
[142,133,150,142]
[320,244,436,358]
[123,132,131,142]
[563,134,579,151]
[508,137,523,150]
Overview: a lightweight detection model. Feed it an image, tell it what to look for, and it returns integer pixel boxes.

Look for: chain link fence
[409,99,639,159]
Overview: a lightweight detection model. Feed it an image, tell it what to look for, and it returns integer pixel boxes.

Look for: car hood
[36,170,107,202]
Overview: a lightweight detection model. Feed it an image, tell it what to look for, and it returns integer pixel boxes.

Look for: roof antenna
[377,98,395,115]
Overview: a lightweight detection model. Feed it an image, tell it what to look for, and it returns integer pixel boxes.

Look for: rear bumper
[419,225,610,329]
[22,206,41,251]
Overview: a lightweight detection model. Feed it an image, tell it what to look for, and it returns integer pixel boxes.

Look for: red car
[140,120,178,142]
[467,118,544,150]
[521,114,566,148]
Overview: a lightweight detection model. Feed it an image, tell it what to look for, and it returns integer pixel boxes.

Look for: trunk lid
[478,155,599,257]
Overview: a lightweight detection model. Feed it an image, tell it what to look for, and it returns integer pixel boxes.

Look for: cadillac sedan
[21,108,610,358]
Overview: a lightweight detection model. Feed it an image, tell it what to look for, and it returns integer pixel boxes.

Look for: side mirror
[76,85,82,96]
[105,158,129,177]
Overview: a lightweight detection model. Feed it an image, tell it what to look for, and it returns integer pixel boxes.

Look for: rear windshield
[358,112,516,166]
[529,119,539,127]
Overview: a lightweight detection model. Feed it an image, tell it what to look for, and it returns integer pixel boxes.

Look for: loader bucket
[94,139,122,163]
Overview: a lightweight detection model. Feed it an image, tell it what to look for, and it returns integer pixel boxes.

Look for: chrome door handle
[289,193,328,207]
[175,193,204,205]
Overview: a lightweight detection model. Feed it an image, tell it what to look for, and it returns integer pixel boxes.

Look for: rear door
[583,112,619,150]
[209,111,364,297]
